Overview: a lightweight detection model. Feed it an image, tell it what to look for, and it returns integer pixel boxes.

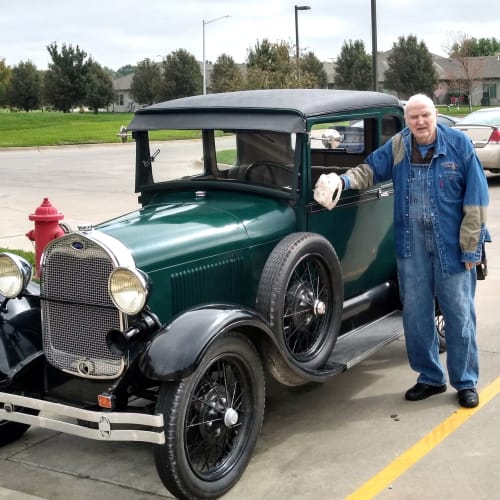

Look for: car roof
[128,89,402,133]
[469,107,500,112]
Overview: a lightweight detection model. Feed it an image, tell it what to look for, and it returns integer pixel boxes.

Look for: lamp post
[202,15,230,95]
[294,5,311,81]
[371,0,378,91]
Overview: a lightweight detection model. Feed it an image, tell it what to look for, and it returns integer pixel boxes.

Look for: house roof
[113,73,134,91]
[376,50,500,83]
[432,54,500,80]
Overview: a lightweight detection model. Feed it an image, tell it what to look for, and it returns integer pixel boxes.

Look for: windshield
[137,130,297,193]
[460,109,500,126]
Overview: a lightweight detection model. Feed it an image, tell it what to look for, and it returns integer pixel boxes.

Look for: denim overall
[397,156,479,390]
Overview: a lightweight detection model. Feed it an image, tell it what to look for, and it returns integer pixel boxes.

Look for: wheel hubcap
[224,407,239,427]
[313,299,326,315]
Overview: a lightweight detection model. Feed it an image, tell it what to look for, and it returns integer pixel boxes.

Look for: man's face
[405,100,437,145]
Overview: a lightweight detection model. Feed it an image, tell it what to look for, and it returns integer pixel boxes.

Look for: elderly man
[319,94,489,408]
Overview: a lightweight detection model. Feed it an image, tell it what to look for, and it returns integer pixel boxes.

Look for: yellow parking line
[346,376,500,500]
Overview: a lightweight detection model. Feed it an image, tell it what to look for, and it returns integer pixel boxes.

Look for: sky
[1,0,499,72]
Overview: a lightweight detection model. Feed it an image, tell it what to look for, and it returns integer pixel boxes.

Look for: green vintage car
[0,89,406,499]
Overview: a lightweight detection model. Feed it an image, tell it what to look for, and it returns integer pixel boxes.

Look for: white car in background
[452,107,500,173]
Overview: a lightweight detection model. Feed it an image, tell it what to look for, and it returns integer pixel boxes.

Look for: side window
[310,119,367,154]
[381,115,401,145]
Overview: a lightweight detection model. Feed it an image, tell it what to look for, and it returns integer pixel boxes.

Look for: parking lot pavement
[1,148,499,499]
[0,487,45,499]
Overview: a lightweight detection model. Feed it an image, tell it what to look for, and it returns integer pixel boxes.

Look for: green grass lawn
[0,111,200,147]
[0,111,133,147]
[0,248,35,266]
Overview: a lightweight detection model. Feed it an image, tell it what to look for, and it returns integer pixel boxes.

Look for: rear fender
[138,304,276,381]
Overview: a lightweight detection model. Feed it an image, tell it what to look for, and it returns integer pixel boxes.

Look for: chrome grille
[41,234,125,379]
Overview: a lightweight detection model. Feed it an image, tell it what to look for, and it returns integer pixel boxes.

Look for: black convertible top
[128,89,401,133]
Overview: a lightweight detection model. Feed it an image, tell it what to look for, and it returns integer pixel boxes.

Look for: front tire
[154,332,265,500]
[0,420,32,447]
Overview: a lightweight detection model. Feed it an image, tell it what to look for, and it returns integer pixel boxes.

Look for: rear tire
[257,232,343,370]
[435,301,446,354]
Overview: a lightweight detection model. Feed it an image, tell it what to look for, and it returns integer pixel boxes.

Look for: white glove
[313,172,343,210]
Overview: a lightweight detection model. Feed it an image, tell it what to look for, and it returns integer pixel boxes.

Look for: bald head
[404,94,438,145]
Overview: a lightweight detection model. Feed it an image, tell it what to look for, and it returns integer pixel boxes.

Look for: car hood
[95,191,296,271]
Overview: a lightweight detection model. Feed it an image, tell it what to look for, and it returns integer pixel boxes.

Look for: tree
[210,54,244,93]
[115,64,137,78]
[449,36,500,57]
[334,40,372,90]
[156,49,202,101]
[6,61,41,111]
[384,35,437,99]
[301,52,328,88]
[0,58,11,107]
[246,39,298,89]
[44,42,90,112]
[130,58,161,105]
[85,60,115,113]
[446,32,486,109]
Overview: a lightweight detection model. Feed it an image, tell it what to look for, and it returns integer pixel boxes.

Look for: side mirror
[321,129,342,149]
[116,125,130,143]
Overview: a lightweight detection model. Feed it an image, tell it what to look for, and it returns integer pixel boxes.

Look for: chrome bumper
[0,392,165,445]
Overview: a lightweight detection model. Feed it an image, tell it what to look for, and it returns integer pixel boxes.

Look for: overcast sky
[1,0,498,71]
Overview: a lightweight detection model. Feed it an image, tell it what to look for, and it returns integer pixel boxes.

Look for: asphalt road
[0,145,500,499]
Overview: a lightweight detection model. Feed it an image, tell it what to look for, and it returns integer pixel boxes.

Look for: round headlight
[0,252,32,299]
[108,267,150,315]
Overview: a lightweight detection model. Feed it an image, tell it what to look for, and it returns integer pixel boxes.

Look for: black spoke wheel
[257,232,343,370]
[435,302,446,354]
[154,332,265,500]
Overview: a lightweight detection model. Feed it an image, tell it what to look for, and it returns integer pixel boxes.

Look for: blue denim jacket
[342,124,490,277]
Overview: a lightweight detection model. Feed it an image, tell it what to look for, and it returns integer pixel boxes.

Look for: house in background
[431,54,500,106]
[112,74,141,112]
[377,51,500,106]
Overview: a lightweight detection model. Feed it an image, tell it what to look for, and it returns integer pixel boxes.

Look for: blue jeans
[397,165,479,390]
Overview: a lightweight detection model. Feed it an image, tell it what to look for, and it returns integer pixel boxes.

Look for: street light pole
[371,0,378,91]
[294,5,311,81]
[202,15,230,95]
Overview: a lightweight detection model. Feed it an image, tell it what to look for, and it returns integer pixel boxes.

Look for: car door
[306,114,402,300]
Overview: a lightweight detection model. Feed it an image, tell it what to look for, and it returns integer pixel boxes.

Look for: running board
[320,310,404,376]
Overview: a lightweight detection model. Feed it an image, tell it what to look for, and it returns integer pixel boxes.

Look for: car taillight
[488,128,500,144]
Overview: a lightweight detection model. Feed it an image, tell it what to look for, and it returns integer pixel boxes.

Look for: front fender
[138,304,274,381]
[0,289,43,386]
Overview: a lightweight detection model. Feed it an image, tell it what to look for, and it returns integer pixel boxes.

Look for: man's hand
[313,173,343,210]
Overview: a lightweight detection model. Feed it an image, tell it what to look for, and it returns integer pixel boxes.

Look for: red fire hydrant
[26,198,65,278]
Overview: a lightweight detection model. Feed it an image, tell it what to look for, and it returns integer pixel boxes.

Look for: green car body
[0,89,406,500]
